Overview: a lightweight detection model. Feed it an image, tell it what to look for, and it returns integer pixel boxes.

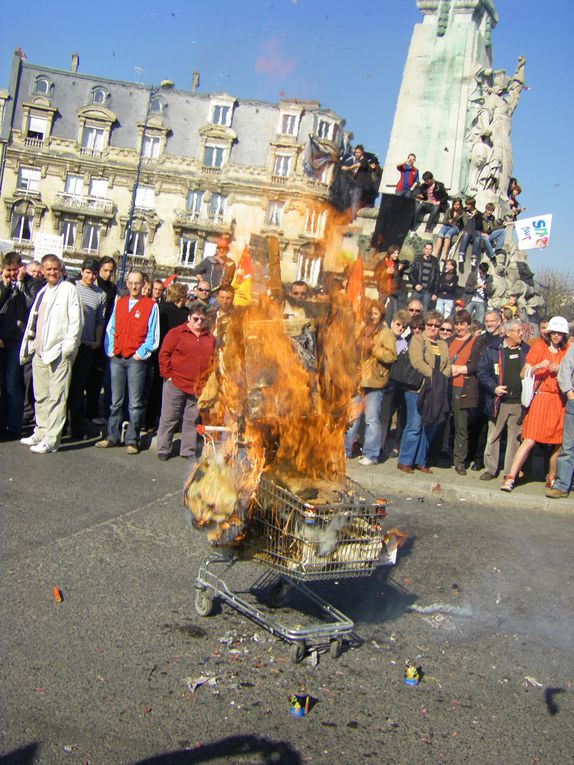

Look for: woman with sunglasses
[397,310,451,474]
[500,316,570,492]
[345,300,397,465]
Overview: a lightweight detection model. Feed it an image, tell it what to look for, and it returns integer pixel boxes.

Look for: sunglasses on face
[190,316,206,322]
[408,308,421,314]
[440,327,453,333]
[426,323,441,328]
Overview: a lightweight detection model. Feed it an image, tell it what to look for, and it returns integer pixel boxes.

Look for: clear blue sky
[1,0,572,273]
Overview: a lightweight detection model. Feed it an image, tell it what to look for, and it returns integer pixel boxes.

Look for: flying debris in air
[444,147,449,152]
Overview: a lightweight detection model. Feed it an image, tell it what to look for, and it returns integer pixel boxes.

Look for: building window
[27,116,48,142]
[280,113,298,136]
[81,126,105,153]
[17,167,41,193]
[59,220,77,249]
[266,200,284,227]
[10,212,33,241]
[65,174,84,196]
[89,178,108,198]
[179,237,197,266]
[135,185,154,209]
[304,208,327,238]
[316,119,333,140]
[209,193,226,220]
[273,154,291,178]
[142,134,161,159]
[211,104,231,126]
[82,224,100,252]
[91,87,107,105]
[187,190,203,214]
[203,144,225,168]
[149,98,163,114]
[296,252,321,287]
[34,77,50,96]
[127,231,147,257]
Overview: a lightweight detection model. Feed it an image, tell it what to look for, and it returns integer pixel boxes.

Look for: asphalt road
[1,436,573,765]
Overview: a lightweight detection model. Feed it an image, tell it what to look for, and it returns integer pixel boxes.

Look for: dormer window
[81,125,105,154]
[212,104,231,126]
[316,119,333,140]
[203,144,225,169]
[27,116,48,142]
[34,77,50,96]
[273,154,291,178]
[91,87,107,105]
[149,98,164,114]
[142,134,161,159]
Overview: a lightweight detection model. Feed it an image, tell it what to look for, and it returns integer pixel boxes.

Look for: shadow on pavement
[131,735,302,764]
[0,744,39,765]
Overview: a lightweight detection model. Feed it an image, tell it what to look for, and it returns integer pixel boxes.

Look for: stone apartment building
[0,49,350,286]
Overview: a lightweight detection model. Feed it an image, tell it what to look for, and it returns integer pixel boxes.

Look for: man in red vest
[96,269,159,454]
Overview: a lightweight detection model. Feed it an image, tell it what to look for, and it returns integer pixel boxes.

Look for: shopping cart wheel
[194,588,214,617]
[290,641,306,664]
[329,639,343,659]
[267,579,290,608]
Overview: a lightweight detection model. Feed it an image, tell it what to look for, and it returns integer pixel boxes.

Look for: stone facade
[0,50,348,286]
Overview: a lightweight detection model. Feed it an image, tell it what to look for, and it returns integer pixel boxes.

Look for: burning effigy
[183,288,401,571]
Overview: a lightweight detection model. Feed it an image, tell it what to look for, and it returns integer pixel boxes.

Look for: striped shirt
[76,282,106,344]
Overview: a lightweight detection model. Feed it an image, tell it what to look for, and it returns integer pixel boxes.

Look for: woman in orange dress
[500,316,570,492]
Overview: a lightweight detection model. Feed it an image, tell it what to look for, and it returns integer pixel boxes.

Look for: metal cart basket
[194,460,395,662]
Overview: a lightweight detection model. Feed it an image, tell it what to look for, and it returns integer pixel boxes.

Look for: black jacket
[417,179,449,212]
[409,255,440,294]
[0,276,40,343]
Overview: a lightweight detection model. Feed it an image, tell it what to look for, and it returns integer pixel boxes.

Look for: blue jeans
[398,390,437,467]
[345,388,384,461]
[554,399,574,492]
[436,298,454,317]
[107,356,148,446]
[467,299,486,324]
[0,341,24,434]
[457,232,482,262]
[438,224,459,239]
[481,229,506,260]
[419,290,435,312]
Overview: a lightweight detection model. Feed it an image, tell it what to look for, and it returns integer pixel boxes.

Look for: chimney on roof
[191,71,200,93]
[71,52,80,73]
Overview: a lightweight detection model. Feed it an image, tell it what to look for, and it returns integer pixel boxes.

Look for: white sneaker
[358,456,377,466]
[20,434,40,446]
[29,441,58,454]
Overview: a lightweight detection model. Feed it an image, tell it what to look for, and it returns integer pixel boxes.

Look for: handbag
[389,348,423,391]
[521,365,537,407]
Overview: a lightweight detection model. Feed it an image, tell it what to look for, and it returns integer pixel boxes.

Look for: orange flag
[345,256,364,320]
[231,245,253,306]
[163,273,177,287]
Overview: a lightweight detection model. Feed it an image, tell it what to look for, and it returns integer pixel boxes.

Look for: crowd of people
[1,236,573,500]
[344,290,574,499]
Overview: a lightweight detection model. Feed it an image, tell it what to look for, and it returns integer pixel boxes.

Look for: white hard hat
[546,316,569,334]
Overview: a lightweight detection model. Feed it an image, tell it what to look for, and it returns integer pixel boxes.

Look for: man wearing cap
[68,257,106,438]
[96,269,159,454]
[190,236,236,292]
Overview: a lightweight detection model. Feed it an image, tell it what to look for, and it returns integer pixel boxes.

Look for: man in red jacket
[96,270,159,454]
[156,301,215,461]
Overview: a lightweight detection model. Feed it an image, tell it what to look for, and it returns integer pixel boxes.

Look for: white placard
[34,232,64,260]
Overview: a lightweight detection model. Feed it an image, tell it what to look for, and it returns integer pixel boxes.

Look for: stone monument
[380,0,542,318]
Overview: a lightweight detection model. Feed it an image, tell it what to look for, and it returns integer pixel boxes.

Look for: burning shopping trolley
[190,429,399,662]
